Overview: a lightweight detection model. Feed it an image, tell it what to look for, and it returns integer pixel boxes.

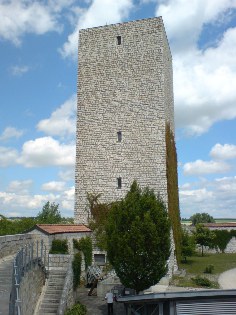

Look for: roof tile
[35,224,91,235]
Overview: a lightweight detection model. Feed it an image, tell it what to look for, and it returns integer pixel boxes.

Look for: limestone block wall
[0,234,33,258]
[48,254,71,269]
[75,17,174,224]
[19,265,46,315]
[225,237,236,253]
[58,264,75,314]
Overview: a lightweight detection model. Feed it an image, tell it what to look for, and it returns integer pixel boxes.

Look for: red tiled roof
[34,224,91,235]
[204,223,236,228]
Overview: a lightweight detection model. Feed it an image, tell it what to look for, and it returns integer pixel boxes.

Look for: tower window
[117,36,121,45]
[117,131,122,142]
[117,177,122,189]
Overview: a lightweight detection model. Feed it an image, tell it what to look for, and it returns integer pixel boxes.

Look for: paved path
[218,268,236,289]
[77,288,125,315]
[0,255,14,315]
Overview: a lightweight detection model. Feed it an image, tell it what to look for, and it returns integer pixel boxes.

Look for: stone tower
[75,17,175,224]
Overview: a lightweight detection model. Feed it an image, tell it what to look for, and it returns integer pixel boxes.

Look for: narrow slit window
[117,36,121,45]
[117,131,122,142]
[117,177,122,189]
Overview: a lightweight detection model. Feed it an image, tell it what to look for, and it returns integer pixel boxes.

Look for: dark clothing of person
[107,302,113,315]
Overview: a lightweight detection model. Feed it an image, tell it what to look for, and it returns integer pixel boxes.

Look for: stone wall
[58,263,75,315]
[0,234,33,258]
[48,254,71,269]
[19,265,46,315]
[75,17,174,224]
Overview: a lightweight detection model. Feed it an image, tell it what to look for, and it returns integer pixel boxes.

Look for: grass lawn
[180,253,236,274]
[171,253,236,288]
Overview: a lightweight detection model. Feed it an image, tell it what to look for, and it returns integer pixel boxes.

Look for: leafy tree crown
[106,181,171,293]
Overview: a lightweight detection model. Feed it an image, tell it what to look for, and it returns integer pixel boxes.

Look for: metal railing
[9,240,49,315]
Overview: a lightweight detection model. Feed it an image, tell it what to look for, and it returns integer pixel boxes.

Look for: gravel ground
[77,287,125,315]
[218,268,236,289]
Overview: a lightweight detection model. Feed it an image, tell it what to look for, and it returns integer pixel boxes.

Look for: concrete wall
[19,265,46,315]
[75,17,174,224]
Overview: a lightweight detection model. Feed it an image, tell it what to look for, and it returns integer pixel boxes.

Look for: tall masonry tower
[75,17,177,225]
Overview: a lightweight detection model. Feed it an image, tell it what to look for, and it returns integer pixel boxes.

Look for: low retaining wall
[0,234,33,258]
[197,237,236,254]
[0,233,49,259]
[48,254,71,269]
[58,263,75,315]
[19,265,46,315]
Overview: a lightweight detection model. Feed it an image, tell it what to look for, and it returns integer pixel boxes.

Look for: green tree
[106,181,170,293]
[181,229,195,263]
[0,215,35,236]
[36,201,62,224]
[190,212,215,226]
[212,230,233,253]
[194,224,215,256]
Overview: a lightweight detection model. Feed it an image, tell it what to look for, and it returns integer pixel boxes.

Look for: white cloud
[10,65,30,76]
[18,137,75,167]
[0,191,58,211]
[7,180,33,194]
[210,143,236,160]
[59,168,75,181]
[37,94,77,137]
[0,185,75,217]
[0,127,24,141]
[42,181,66,192]
[0,146,18,167]
[183,159,231,176]
[155,0,236,135]
[60,0,134,59]
[61,186,75,210]
[157,0,236,52]
[0,0,63,45]
[179,176,236,218]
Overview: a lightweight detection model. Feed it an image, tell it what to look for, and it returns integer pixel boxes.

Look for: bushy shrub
[204,264,214,274]
[65,302,87,315]
[73,237,92,269]
[73,252,82,290]
[191,276,212,287]
[49,239,68,254]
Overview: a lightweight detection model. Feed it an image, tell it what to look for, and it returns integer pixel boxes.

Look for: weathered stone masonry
[75,17,174,223]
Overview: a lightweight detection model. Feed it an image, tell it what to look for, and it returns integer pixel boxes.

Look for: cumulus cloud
[37,94,77,137]
[0,0,64,45]
[59,168,75,181]
[60,0,134,59]
[18,136,75,167]
[0,191,58,211]
[7,180,33,194]
[61,186,75,210]
[179,176,236,218]
[183,159,231,176]
[0,146,18,167]
[210,143,236,160]
[0,185,75,217]
[155,0,236,135]
[41,181,66,192]
[0,127,24,141]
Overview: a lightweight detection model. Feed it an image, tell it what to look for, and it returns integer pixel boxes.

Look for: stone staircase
[37,269,67,315]
[0,255,14,315]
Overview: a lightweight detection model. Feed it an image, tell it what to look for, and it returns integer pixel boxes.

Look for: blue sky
[0,0,236,219]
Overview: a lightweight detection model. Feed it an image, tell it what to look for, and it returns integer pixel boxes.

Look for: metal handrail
[9,240,48,315]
